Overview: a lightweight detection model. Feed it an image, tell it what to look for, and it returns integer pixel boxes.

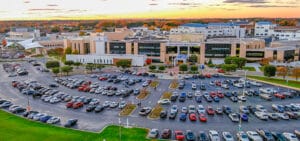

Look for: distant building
[254,21,276,37]
[6,27,40,42]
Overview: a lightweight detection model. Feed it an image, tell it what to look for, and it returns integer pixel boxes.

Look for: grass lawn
[242,66,256,71]
[247,75,300,89]
[259,66,264,72]
[0,110,150,141]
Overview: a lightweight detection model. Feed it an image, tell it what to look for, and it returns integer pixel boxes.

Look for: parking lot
[1,61,300,140]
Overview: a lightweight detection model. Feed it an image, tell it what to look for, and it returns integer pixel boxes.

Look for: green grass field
[0,110,150,141]
[242,66,256,71]
[247,75,300,89]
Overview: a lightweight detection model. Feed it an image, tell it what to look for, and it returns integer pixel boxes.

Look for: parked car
[256,129,275,141]
[247,131,263,141]
[175,130,185,141]
[222,132,234,141]
[282,132,299,141]
[160,110,168,119]
[186,130,196,141]
[198,131,209,141]
[148,128,159,139]
[237,131,250,141]
[139,107,152,116]
[161,129,171,139]
[157,99,171,105]
[64,119,78,127]
[47,117,60,124]
[229,113,239,122]
[209,130,220,141]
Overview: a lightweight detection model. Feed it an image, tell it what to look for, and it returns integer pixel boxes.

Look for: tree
[189,54,198,63]
[95,64,104,71]
[72,49,79,54]
[179,64,188,72]
[221,64,237,72]
[74,62,81,68]
[52,67,60,76]
[46,61,60,69]
[224,56,246,69]
[116,59,131,69]
[79,31,85,36]
[61,66,73,76]
[292,67,300,80]
[264,65,276,77]
[65,47,72,54]
[276,66,288,79]
[158,66,166,71]
[85,63,95,73]
[208,58,213,65]
[190,65,198,72]
[149,65,156,71]
[260,58,270,66]
[64,60,74,66]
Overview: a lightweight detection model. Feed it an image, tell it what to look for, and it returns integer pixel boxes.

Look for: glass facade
[166,46,177,54]
[190,46,200,54]
[205,43,231,58]
[179,46,188,54]
[84,43,90,54]
[246,51,264,58]
[109,42,126,54]
[284,50,295,61]
[138,43,160,57]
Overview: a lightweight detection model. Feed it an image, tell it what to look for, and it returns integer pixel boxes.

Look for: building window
[109,42,126,54]
[205,43,231,58]
[138,43,161,57]
[246,51,264,58]
[166,46,177,54]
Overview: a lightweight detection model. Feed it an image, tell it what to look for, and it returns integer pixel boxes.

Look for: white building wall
[66,54,146,66]
[254,23,276,37]
[94,36,107,55]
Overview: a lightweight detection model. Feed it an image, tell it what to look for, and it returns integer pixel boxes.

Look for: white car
[221,84,230,89]
[238,96,247,101]
[254,111,268,120]
[209,81,215,86]
[188,105,196,113]
[209,130,220,141]
[283,132,299,141]
[157,99,171,105]
[197,105,205,114]
[240,106,249,114]
[250,81,262,87]
[246,131,263,141]
[192,83,197,90]
[194,91,202,97]
[256,105,267,112]
[237,131,249,141]
[171,105,178,113]
[222,132,234,141]
[277,113,289,120]
[228,113,239,122]
[233,83,244,88]
[46,117,60,124]
[148,128,159,138]
[259,88,277,94]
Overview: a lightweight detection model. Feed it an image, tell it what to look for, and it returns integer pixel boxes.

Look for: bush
[61,66,73,76]
[52,67,60,76]
[158,66,165,71]
[207,64,215,68]
[46,61,60,69]
[64,60,74,66]
[190,65,198,72]
[221,64,237,72]
[149,65,156,70]
[264,65,276,77]
[179,64,188,72]
[116,59,131,69]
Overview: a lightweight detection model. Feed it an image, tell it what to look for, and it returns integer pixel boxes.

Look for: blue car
[239,114,248,121]
[39,115,52,123]
[195,96,202,103]
[213,97,220,102]
[179,113,187,121]
[224,92,232,97]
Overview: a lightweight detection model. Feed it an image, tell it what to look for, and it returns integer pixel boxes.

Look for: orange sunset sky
[0,0,299,20]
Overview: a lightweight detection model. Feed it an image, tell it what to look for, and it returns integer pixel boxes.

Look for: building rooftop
[181,23,207,28]
[256,21,273,25]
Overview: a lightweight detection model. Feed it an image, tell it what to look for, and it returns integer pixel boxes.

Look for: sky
[0,0,299,20]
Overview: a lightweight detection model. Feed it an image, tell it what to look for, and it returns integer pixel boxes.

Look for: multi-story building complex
[265,40,300,62]
[255,21,300,40]
[170,22,246,38]
[6,27,41,42]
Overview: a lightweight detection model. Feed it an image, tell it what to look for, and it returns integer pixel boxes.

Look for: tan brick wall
[239,43,247,58]
[125,42,132,54]
[160,43,166,63]
[231,43,236,57]
[133,42,138,55]
[200,43,206,64]
[277,50,284,62]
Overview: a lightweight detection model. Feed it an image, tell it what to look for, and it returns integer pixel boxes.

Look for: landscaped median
[247,75,300,90]
[148,104,163,119]
[149,80,160,88]
[169,79,179,89]
[136,88,150,100]
[160,91,172,100]
[0,110,150,141]
[119,103,137,116]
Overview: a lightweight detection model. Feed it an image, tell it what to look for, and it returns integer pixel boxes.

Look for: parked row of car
[147,128,300,141]
[2,63,28,77]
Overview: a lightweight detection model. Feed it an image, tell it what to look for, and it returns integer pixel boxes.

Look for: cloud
[47,4,58,7]
[249,5,299,8]
[24,1,30,4]
[223,0,266,3]
[149,3,158,6]
[28,8,61,11]
[168,2,202,6]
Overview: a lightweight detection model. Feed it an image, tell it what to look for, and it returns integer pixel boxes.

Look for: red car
[73,102,84,109]
[189,113,197,121]
[206,106,215,115]
[199,114,207,122]
[78,86,85,91]
[66,102,74,108]
[217,91,224,98]
[274,93,285,99]
[98,77,108,81]
[83,87,91,92]
[215,81,221,86]
[210,91,217,98]
[175,130,185,141]
[218,69,225,73]
[12,81,20,87]
[205,73,211,78]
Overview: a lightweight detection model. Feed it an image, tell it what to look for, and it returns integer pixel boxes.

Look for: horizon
[0,0,300,21]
